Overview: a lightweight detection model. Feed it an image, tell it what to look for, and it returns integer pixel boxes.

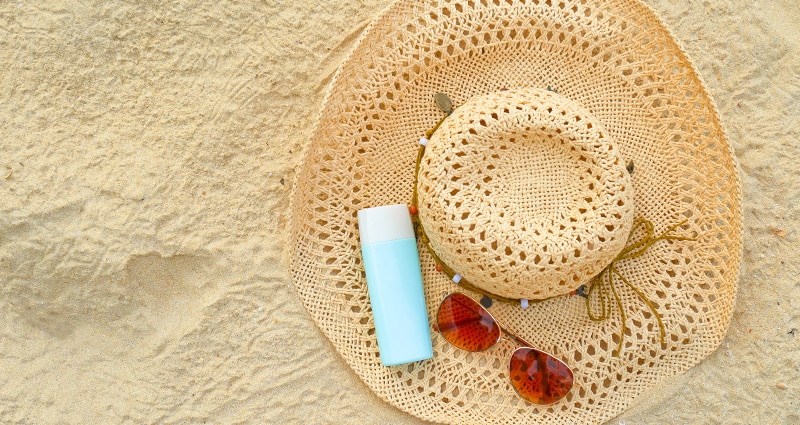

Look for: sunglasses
[435,293,574,405]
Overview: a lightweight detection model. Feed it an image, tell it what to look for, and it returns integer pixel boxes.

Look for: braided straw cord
[288,0,742,424]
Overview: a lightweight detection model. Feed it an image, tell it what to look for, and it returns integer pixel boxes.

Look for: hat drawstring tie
[585,218,695,356]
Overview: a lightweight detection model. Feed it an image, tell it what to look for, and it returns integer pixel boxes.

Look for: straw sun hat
[288,0,742,423]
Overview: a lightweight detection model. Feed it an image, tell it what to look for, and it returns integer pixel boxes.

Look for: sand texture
[0,0,797,424]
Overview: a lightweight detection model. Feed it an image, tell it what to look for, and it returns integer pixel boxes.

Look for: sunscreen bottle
[358,204,433,366]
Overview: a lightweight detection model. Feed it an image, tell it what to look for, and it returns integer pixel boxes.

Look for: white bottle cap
[357,204,415,245]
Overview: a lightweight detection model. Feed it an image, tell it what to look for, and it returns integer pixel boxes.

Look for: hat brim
[288,0,742,423]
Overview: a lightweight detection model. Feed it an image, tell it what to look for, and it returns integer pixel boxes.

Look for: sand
[0,0,797,423]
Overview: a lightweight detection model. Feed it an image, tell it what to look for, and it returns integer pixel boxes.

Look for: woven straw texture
[288,0,742,423]
[418,89,635,300]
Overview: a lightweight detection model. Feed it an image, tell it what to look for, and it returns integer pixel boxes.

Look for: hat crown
[417,89,635,299]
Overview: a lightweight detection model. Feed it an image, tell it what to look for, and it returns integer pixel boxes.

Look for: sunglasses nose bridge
[497,325,533,349]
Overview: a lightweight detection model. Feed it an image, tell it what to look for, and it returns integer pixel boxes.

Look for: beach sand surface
[0,0,797,423]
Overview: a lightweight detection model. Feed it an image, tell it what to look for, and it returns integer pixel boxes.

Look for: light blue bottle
[358,204,433,366]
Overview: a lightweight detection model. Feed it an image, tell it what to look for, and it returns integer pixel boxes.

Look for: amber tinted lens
[509,347,574,404]
[436,293,500,351]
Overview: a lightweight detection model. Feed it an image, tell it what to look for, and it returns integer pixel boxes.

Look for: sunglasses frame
[435,292,574,405]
